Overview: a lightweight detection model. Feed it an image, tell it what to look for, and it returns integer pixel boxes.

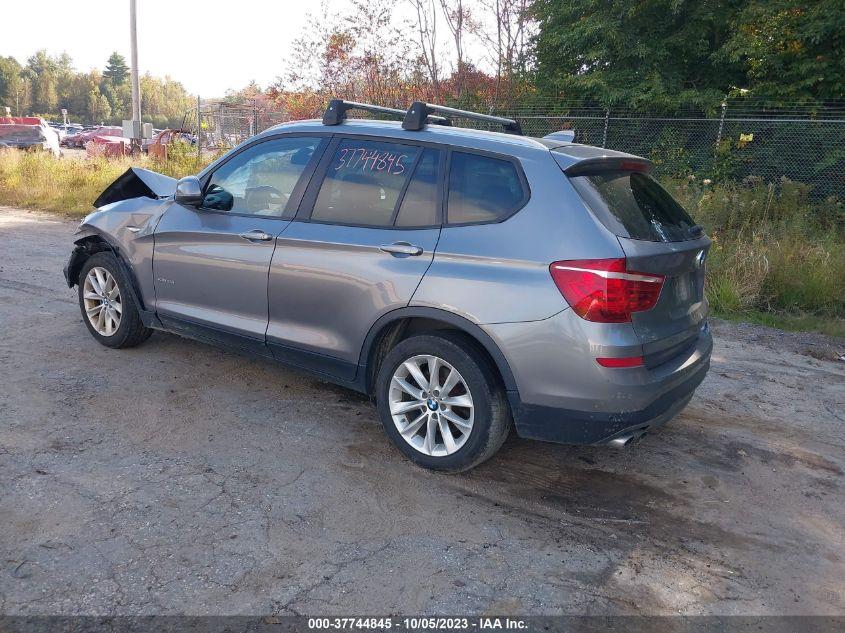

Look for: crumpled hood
[93,167,177,209]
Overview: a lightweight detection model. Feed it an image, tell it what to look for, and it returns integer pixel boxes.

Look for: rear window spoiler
[93,167,177,208]
[563,157,654,177]
[543,130,575,143]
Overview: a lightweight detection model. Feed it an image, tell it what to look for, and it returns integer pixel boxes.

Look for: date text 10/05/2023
[307,617,529,630]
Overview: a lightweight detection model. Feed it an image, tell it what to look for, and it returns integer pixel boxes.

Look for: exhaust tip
[608,435,635,448]
[608,428,648,448]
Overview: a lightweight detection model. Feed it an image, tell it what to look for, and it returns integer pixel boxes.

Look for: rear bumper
[484,310,713,445]
[508,356,707,444]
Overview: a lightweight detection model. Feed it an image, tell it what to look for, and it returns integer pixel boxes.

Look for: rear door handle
[239,229,274,242]
[379,242,424,256]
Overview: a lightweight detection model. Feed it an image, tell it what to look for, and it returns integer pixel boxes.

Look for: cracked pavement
[0,207,843,616]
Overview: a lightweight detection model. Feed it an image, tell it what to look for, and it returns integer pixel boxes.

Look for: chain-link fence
[186,99,845,201]
[509,102,845,201]
[182,101,291,151]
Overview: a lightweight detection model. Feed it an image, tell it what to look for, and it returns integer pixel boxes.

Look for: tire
[77,251,152,349]
[375,332,511,473]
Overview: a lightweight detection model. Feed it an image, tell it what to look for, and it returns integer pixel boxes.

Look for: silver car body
[65,118,712,446]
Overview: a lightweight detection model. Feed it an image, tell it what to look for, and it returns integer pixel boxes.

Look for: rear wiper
[688,225,704,237]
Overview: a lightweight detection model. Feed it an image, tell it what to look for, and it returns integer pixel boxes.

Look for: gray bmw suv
[64,100,712,472]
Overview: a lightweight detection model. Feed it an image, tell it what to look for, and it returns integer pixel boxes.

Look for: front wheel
[375,333,511,473]
[77,251,152,349]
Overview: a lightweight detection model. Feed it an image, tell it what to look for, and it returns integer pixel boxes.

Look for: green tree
[720,0,845,102]
[140,73,193,128]
[0,56,24,114]
[0,51,194,124]
[55,53,79,114]
[88,87,111,123]
[531,0,845,108]
[530,0,747,109]
[31,72,58,114]
[100,80,132,122]
[102,52,129,85]
[26,50,60,114]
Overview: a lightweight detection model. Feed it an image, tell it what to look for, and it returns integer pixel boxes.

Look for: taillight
[549,258,664,323]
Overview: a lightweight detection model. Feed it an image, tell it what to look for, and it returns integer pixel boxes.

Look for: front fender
[68,197,172,311]
[63,229,141,302]
[63,225,126,285]
[63,243,89,287]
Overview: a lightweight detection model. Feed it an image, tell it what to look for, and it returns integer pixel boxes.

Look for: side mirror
[174,176,203,206]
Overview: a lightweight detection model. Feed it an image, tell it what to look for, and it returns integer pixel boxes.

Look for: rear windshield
[571,170,697,242]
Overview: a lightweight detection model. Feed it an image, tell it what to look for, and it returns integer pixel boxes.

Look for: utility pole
[197,95,202,166]
[129,0,142,153]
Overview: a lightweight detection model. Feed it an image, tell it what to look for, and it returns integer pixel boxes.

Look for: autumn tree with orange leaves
[268,0,536,118]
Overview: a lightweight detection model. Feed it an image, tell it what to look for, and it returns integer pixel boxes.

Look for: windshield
[571,170,698,242]
[0,125,44,143]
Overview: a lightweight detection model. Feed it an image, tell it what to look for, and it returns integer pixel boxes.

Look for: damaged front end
[92,167,177,208]
[63,167,178,318]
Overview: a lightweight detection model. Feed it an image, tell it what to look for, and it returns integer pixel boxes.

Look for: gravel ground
[1,206,843,616]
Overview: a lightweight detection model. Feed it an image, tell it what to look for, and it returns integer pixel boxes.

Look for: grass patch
[665,176,845,332]
[0,144,210,216]
[717,310,845,339]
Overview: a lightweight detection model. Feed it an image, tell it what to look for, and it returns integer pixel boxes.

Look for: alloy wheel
[83,266,122,337]
[388,354,474,457]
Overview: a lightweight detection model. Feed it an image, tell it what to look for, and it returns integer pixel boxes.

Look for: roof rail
[322,99,450,127]
[403,101,523,135]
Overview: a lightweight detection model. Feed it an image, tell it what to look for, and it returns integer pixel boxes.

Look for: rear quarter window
[447,152,525,224]
[571,171,697,242]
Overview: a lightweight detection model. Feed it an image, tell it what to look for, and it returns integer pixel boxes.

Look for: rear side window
[447,152,525,224]
[395,148,441,227]
[311,139,421,226]
[571,171,697,242]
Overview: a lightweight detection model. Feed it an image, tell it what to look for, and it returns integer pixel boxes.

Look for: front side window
[202,136,321,216]
[447,152,525,224]
[311,139,422,226]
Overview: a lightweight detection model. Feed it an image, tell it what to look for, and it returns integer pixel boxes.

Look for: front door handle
[239,229,274,242]
[379,242,424,256]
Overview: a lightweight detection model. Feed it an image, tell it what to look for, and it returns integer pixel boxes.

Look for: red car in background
[0,117,61,156]
[63,126,123,148]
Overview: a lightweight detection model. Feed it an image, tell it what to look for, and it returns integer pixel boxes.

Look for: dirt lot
[1,206,843,616]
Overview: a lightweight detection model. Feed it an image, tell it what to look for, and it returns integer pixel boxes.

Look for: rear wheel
[77,252,152,349]
[376,333,511,472]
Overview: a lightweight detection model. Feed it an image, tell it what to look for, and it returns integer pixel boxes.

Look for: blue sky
[5,0,331,96]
